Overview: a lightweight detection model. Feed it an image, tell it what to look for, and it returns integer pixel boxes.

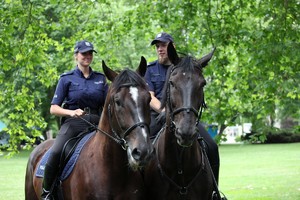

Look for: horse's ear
[136,56,147,77]
[199,47,216,68]
[102,60,118,82]
[167,42,180,65]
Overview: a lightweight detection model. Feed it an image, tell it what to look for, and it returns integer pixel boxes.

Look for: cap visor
[79,48,97,53]
[151,39,170,45]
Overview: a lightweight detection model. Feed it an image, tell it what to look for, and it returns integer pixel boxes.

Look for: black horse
[144,43,217,200]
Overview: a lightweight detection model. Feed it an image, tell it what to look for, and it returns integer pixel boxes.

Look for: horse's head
[102,57,154,170]
[161,44,215,147]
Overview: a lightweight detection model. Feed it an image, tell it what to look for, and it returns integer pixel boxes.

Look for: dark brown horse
[144,44,216,200]
[25,57,154,200]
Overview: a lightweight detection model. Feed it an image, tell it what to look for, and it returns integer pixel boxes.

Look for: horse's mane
[110,68,148,94]
[160,56,203,109]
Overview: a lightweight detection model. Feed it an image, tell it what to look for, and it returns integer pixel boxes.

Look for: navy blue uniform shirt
[51,66,108,110]
[144,60,170,100]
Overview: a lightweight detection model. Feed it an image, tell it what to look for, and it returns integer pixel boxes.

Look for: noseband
[108,104,149,150]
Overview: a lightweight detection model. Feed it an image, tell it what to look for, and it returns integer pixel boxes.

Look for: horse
[144,43,216,200]
[25,56,154,200]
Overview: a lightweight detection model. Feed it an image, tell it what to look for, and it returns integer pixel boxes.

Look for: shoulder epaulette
[60,70,75,77]
[147,60,157,67]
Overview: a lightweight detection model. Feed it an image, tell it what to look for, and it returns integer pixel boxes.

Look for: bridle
[107,83,150,150]
[80,83,149,150]
[155,64,207,197]
[167,65,206,132]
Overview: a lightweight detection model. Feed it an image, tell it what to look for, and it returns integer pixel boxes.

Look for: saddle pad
[35,131,95,181]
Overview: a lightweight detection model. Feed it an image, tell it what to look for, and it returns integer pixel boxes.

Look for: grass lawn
[0,143,299,199]
[219,143,300,200]
[0,150,31,200]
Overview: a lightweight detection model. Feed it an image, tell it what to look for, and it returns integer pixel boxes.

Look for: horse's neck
[98,112,110,134]
[95,114,128,161]
[158,127,203,169]
[157,128,177,163]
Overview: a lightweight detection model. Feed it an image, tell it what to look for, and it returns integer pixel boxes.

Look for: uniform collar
[75,66,94,78]
[156,60,171,68]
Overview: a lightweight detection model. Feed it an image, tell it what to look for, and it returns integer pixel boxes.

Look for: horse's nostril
[132,148,141,160]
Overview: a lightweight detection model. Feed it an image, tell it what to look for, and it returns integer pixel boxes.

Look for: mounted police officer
[41,40,108,200]
[144,32,220,185]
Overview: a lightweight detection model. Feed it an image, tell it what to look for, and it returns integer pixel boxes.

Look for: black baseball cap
[151,32,174,45]
[74,40,97,54]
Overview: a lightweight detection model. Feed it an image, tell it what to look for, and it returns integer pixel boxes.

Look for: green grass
[219,143,300,200]
[0,143,299,200]
[0,150,31,200]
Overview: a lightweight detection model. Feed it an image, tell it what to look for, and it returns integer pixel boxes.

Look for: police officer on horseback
[41,40,108,200]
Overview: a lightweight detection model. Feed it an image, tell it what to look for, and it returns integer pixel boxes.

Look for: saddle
[36,129,96,200]
[37,130,95,179]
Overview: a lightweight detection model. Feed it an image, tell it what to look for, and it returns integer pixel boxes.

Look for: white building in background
[222,123,252,144]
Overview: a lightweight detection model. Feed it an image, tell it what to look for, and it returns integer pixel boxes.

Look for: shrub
[265,132,300,143]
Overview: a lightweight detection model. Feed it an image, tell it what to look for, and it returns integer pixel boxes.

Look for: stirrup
[41,188,53,200]
[212,190,228,200]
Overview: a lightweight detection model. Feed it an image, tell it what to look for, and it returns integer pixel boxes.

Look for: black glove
[155,111,166,125]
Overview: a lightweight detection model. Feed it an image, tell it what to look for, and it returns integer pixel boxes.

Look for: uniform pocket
[69,82,81,91]
[151,75,165,90]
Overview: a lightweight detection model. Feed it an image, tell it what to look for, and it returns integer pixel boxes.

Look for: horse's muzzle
[175,125,198,147]
[127,143,155,170]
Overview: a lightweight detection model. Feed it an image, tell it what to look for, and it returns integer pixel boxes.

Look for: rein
[78,114,124,147]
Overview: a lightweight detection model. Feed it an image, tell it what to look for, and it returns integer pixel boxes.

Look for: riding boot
[41,163,57,200]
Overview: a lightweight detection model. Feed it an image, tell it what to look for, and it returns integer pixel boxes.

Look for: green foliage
[0,0,299,153]
[214,133,228,145]
[266,132,300,143]
[248,133,268,144]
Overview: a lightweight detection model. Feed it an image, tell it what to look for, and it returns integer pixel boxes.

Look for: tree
[0,0,299,154]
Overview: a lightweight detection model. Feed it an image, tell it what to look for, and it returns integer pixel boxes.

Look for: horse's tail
[24,152,39,200]
[24,139,55,200]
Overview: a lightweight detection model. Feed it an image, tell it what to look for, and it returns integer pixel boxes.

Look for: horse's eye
[114,97,121,106]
